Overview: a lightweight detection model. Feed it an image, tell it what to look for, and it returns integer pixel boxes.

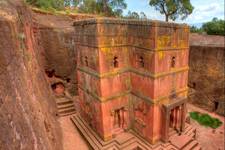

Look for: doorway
[113,107,126,135]
[169,106,182,134]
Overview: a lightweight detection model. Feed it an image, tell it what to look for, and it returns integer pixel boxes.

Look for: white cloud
[183,2,224,24]
[125,0,224,24]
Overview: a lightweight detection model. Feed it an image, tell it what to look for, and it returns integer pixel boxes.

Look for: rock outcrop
[188,34,225,116]
[0,0,62,149]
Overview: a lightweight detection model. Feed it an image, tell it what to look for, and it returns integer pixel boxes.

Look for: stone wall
[188,44,225,116]
[0,0,62,149]
[74,18,189,143]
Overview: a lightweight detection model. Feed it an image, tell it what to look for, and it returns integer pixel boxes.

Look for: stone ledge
[73,18,189,28]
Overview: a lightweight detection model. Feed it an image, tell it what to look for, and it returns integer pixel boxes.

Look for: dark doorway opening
[214,101,219,111]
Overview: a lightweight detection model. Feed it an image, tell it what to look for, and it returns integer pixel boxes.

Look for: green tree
[26,0,64,10]
[71,0,81,7]
[78,0,99,13]
[140,12,147,19]
[125,11,140,19]
[190,26,203,33]
[124,11,148,20]
[202,18,225,35]
[149,0,194,22]
[77,0,126,16]
[64,0,71,7]
[97,0,127,17]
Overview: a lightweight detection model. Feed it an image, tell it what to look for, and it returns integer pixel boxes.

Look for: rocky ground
[187,103,224,150]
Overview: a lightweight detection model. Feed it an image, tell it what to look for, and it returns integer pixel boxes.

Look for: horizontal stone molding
[131,87,188,104]
[75,43,189,52]
[78,85,188,104]
[78,66,189,79]
[78,85,130,102]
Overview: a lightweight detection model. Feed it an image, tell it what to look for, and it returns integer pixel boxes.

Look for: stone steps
[169,124,196,139]
[71,115,102,150]
[182,140,198,150]
[57,102,75,109]
[71,114,200,150]
[169,124,200,150]
[183,125,196,139]
[192,145,201,150]
[56,97,76,117]
[72,114,120,149]
[71,114,154,150]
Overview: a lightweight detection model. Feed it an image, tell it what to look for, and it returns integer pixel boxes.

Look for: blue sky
[124,0,224,25]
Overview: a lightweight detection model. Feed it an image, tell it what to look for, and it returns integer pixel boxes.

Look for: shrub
[189,111,222,129]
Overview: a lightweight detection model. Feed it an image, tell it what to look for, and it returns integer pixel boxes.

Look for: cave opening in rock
[214,101,219,111]
[45,69,55,78]
[66,78,71,83]
[51,82,65,95]
[193,82,196,89]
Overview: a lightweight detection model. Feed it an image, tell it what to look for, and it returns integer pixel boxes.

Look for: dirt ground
[187,103,225,150]
[58,116,90,150]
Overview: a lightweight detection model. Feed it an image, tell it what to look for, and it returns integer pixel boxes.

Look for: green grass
[189,111,222,129]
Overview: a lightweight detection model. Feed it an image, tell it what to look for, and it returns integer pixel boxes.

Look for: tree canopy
[26,0,64,10]
[124,11,148,20]
[190,26,204,34]
[26,0,127,17]
[149,0,194,22]
[191,18,225,36]
[202,18,225,36]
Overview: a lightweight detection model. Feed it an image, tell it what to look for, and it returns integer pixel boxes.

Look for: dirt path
[58,116,90,150]
[187,103,224,150]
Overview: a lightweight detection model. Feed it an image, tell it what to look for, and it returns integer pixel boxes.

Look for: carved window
[139,56,144,68]
[171,56,176,68]
[113,56,119,68]
[84,56,88,66]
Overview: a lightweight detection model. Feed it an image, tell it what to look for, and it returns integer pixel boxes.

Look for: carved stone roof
[73,18,189,28]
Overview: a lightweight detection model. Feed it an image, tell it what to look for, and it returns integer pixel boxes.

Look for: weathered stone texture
[32,12,79,96]
[0,1,62,149]
[75,18,189,144]
[188,42,225,116]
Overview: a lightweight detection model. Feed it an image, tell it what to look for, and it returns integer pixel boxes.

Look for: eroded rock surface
[189,34,225,116]
[0,0,62,149]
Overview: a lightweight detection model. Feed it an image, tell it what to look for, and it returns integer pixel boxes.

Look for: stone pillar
[181,103,186,132]
[176,106,181,131]
[172,108,176,128]
[162,108,170,142]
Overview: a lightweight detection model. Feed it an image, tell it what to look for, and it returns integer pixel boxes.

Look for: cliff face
[0,1,62,149]
[32,11,93,96]
[188,34,225,116]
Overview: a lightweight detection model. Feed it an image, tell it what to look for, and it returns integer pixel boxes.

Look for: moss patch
[189,111,222,129]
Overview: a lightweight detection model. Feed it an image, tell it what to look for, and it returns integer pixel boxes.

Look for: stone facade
[74,18,190,144]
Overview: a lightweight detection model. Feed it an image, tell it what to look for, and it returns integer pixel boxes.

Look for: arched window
[139,56,144,68]
[84,56,88,66]
[171,56,176,68]
[113,56,118,68]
